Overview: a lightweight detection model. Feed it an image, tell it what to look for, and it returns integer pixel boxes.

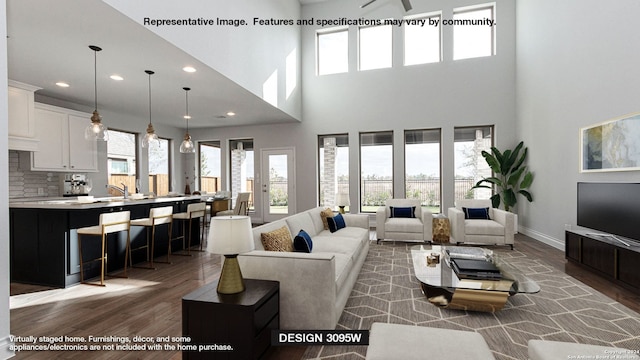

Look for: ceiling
[6,0,299,130]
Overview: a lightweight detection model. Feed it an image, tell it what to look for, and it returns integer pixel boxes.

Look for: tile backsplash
[9,150,60,198]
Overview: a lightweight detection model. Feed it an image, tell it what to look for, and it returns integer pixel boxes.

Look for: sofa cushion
[463,207,491,220]
[385,217,423,234]
[312,236,364,262]
[390,206,416,218]
[320,208,334,230]
[328,213,346,233]
[261,226,294,252]
[319,226,369,242]
[293,230,313,253]
[308,207,328,234]
[286,212,317,237]
[464,219,504,236]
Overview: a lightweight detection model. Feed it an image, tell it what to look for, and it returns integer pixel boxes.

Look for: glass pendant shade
[141,70,159,148]
[85,45,108,141]
[179,87,195,153]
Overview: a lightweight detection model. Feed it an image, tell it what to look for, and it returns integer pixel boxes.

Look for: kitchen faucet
[105,183,129,199]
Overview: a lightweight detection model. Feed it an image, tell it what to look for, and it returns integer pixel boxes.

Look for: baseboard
[519,226,564,251]
[0,335,15,359]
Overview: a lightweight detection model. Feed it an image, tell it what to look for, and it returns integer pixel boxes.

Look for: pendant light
[84,45,108,141]
[179,87,195,153]
[141,70,160,148]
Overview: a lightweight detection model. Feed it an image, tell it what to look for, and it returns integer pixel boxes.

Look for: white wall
[102,0,302,121]
[516,0,640,249]
[1,1,14,357]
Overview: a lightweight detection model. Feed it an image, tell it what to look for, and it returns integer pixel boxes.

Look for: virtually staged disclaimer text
[9,335,232,353]
[143,17,496,28]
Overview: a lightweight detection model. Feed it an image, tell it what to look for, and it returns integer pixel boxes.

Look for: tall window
[405,129,441,213]
[149,138,170,196]
[454,126,494,201]
[404,12,442,66]
[229,139,254,211]
[199,141,221,193]
[453,3,496,60]
[106,129,136,195]
[359,24,393,71]
[360,131,393,212]
[318,134,349,212]
[317,27,349,75]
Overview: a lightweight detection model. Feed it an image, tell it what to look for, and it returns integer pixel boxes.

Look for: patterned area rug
[302,241,640,360]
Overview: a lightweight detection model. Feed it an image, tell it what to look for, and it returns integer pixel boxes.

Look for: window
[199,141,221,193]
[360,131,393,212]
[454,126,493,201]
[318,134,349,212]
[359,24,392,71]
[229,139,254,211]
[149,138,171,196]
[106,129,136,195]
[404,12,442,66]
[405,129,441,213]
[453,4,495,60]
[317,27,348,75]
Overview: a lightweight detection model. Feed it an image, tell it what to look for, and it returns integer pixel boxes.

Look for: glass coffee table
[411,244,540,312]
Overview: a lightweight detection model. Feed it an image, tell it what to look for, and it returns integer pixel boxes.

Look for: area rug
[302,241,640,360]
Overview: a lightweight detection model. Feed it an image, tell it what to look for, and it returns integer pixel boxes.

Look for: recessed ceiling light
[110,74,124,81]
[55,82,70,88]
[226,112,236,117]
[183,66,196,73]
[183,115,191,119]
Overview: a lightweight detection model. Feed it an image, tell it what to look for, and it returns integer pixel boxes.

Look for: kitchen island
[10,195,205,288]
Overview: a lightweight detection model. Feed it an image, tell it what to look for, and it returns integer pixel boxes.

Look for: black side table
[182,279,279,360]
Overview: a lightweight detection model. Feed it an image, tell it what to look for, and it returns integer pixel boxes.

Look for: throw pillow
[463,207,491,220]
[293,229,313,253]
[261,226,294,252]
[327,213,346,233]
[390,206,416,218]
[320,208,334,230]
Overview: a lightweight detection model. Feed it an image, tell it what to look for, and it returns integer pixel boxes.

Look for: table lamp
[335,193,350,214]
[207,215,255,294]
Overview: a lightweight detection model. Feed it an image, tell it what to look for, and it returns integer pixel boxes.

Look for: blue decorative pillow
[293,229,313,253]
[463,207,491,220]
[327,213,346,233]
[390,206,416,218]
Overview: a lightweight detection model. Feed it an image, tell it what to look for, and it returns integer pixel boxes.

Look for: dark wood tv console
[566,230,640,294]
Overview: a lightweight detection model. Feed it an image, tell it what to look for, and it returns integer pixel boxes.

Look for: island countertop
[9,194,205,210]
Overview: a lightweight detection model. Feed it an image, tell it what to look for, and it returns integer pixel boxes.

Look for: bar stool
[130,206,173,269]
[171,202,206,255]
[77,210,131,287]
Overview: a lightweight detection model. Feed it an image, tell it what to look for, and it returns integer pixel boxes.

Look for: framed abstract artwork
[580,112,640,172]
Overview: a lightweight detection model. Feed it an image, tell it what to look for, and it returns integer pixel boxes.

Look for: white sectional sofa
[238,207,370,330]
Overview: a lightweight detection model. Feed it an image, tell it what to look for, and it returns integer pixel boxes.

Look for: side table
[432,214,450,244]
[182,278,279,360]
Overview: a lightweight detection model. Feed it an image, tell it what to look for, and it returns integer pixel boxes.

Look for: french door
[261,148,296,222]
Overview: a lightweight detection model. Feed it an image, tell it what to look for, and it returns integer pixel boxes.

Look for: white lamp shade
[207,215,254,255]
[335,193,350,206]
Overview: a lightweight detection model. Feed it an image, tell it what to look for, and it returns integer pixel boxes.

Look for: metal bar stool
[129,206,173,269]
[170,202,206,256]
[77,210,131,287]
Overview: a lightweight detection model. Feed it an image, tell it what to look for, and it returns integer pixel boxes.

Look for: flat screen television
[577,182,640,241]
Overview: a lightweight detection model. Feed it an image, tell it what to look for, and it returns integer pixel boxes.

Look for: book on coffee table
[450,258,502,280]
[446,247,490,261]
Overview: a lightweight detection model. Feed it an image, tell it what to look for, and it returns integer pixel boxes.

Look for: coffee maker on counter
[62,174,91,197]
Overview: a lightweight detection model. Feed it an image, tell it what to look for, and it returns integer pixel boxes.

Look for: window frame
[452,2,496,61]
[359,131,394,213]
[148,137,172,196]
[403,128,442,213]
[199,140,222,193]
[316,26,349,76]
[358,22,393,71]
[453,125,495,201]
[403,11,443,66]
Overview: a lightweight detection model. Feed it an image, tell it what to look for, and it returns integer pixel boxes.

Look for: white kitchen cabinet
[30,103,98,172]
[8,80,41,151]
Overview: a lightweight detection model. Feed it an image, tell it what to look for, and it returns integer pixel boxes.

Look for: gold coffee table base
[422,284,510,312]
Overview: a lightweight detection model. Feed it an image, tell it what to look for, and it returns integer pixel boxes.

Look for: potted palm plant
[472,141,534,213]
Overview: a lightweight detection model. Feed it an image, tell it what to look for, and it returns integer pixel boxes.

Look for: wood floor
[10,233,640,360]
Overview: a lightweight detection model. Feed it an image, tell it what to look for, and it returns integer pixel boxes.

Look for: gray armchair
[448,199,515,249]
[376,199,432,243]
